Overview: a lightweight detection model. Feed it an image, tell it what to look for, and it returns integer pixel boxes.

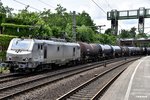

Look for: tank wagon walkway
[100,56,150,100]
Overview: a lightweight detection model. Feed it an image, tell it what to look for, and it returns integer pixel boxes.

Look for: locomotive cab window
[44,46,47,59]
[57,46,60,52]
[38,44,40,50]
[73,47,75,52]
[73,47,75,56]
[41,45,43,50]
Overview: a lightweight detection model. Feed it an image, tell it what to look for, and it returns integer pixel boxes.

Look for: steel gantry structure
[107,7,150,35]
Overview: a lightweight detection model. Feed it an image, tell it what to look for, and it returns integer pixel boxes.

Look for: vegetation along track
[0,57,139,100]
[56,57,139,100]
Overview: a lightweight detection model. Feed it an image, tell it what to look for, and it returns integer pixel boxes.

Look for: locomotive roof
[13,38,80,46]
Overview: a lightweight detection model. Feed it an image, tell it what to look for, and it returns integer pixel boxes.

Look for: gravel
[12,60,126,100]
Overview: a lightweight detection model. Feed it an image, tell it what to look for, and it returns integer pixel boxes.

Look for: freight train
[5,38,148,73]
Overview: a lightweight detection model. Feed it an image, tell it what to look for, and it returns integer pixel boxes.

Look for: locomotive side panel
[63,43,80,64]
[46,42,64,64]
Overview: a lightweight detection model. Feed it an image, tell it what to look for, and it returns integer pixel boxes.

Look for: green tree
[15,6,39,25]
[76,25,95,42]
[119,29,130,39]
[76,11,97,32]
[129,27,136,38]
[0,34,16,60]
[94,34,116,45]
[0,0,13,17]
[136,33,148,38]
[105,28,112,35]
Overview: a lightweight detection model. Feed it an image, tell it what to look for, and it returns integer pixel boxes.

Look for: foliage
[0,34,16,49]
[119,29,130,39]
[0,51,6,61]
[105,28,112,35]
[0,66,9,73]
[14,6,39,25]
[94,34,116,45]
[76,25,95,42]
[0,3,118,45]
[129,27,136,38]
[0,0,13,17]
[0,13,5,24]
[119,27,149,39]
[0,34,17,60]
[1,23,36,28]
[136,33,148,39]
[1,23,39,37]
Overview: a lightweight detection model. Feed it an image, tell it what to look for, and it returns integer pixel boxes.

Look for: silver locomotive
[6,38,80,73]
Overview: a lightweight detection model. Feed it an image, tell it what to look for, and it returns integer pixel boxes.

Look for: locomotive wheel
[9,67,15,73]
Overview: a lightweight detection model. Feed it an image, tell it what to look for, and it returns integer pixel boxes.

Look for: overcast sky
[1,0,150,33]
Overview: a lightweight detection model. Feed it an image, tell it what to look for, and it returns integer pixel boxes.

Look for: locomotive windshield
[11,39,31,50]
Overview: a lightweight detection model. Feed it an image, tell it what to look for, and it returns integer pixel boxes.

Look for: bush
[0,34,17,60]
[1,23,39,37]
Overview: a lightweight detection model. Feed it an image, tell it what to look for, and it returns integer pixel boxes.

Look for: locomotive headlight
[23,58,29,61]
[23,58,32,62]
[7,56,12,61]
[23,59,26,61]
[28,58,32,62]
[9,58,12,61]
[26,58,28,61]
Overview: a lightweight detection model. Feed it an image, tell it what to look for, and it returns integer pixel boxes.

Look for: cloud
[1,0,150,33]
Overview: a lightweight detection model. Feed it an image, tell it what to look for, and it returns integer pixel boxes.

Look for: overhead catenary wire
[104,0,129,29]
[91,0,107,15]
[91,0,124,29]
[104,0,113,10]
[38,0,55,9]
[13,0,41,12]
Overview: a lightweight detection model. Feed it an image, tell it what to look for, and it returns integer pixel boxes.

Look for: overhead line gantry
[107,7,150,35]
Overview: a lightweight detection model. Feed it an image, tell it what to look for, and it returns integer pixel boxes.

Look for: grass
[0,67,9,73]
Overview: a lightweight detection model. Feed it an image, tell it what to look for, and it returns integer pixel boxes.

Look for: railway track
[0,57,139,100]
[56,58,139,100]
[0,72,44,84]
[0,73,18,79]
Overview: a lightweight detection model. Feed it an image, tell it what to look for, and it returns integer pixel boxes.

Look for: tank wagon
[121,46,130,56]
[146,47,150,55]
[99,44,113,59]
[111,46,122,57]
[5,38,147,73]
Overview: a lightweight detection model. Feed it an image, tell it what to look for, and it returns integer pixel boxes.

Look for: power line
[104,0,113,10]
[104,0,128,29]
[91,0,124,29]
[38,0,55,9]
[13,0,41,12]
[91,0,107,15]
